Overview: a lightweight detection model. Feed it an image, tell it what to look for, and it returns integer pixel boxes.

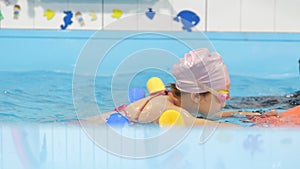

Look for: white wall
[0,0,299,32]
[207,0,300,33]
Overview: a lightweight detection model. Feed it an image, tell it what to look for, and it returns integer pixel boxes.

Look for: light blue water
[0,70,299,123]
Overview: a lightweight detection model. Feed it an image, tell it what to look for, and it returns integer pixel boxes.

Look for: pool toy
[43,9,55,20]
[0,10,4,21]
[159,110,184,127]
[13,4,21,19]
[111,9,123,19]
[60,11,73,30]
[174,10,200,32]
[89,11,97,21]
[106,112,129,127]
[248,106,300,127]
[146,77,166,95]
[129,88,145,103]
[281,105,300,118]
[145,8,155,20]
[75,11,85,26]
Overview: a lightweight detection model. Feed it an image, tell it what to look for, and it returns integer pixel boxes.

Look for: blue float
[106,113,129,127]
[128,88,145,103]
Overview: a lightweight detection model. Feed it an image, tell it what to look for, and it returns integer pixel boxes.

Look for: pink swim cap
[172,48,230,93]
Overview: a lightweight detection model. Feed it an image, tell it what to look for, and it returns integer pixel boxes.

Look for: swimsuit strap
[133,90,169,121]
[115,90,169,122]
[167,92,179,106]
[114,104,133,121]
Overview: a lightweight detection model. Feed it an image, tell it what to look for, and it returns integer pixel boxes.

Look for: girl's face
[199,83,230,118]
[175,80,230,119]
[197,92,226,118]
[182,83,230,119]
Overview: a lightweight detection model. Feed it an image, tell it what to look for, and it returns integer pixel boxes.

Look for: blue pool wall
[1,29,300,78]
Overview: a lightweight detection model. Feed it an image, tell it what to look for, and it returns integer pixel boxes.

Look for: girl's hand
[259,109,279,118]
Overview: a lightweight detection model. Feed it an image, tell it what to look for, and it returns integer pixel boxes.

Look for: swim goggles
[196,81,230,103]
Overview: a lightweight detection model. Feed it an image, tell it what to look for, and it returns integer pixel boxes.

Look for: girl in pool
[83,48,264,127]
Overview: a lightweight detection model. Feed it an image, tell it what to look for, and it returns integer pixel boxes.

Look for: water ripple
[0,71,299,123]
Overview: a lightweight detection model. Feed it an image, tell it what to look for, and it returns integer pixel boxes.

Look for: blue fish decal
[174,10,200,32]
[60,11,73,30]
[145,8,155,20]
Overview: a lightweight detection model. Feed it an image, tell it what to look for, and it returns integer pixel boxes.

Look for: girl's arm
[194,118,242,127]
[219,111,261,117]
[173,107,242,127]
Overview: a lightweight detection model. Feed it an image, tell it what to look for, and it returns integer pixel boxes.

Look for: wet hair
[169,83,210,106]
[169,83,182,98]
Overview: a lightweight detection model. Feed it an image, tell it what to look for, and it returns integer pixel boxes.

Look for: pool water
[1,30,300,169]
[0,70,299,124]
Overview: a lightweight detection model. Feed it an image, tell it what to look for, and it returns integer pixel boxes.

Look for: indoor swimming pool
[0,30,300,169]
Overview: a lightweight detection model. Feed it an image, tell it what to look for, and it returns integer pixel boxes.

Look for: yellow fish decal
[44,9,55,20]
[111,9,122,19]
[89,11,97,21]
